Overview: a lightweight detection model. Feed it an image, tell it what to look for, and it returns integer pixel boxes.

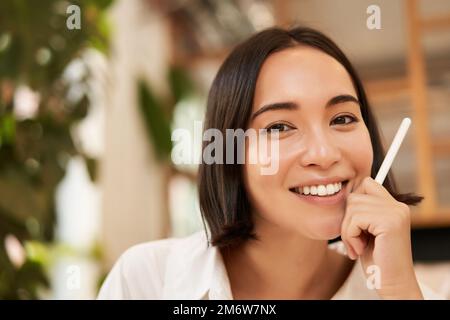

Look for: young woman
[98,27,440,300]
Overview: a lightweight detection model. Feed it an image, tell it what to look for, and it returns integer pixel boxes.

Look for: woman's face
[244,46,373,240]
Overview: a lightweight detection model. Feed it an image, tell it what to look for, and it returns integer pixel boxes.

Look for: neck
[222,217,350,299]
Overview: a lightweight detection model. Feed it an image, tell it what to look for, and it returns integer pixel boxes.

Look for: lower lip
[290,182,348,206]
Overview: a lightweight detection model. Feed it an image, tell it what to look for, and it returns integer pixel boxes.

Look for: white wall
[100,0,172,268]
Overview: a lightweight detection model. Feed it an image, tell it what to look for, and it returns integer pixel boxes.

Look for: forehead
[253,46,357,108]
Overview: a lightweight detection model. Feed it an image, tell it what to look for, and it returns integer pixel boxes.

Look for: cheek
[341,128,373,176]
[243,160,291,232]
[244,139,283,192]
[243,139,291,211]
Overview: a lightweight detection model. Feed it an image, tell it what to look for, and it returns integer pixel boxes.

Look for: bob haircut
[198,26,422,249]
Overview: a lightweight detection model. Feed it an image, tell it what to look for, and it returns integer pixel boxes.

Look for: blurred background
[0,0,449,299]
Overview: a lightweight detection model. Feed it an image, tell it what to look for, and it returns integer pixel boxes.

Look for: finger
[347,229,370,256]
[353,176,393,199]
[344,207,392,253]
[345,216,369,256]
[342,238,358,260]
[342,193,382,258]
[346,193,381,207]
[340,212,359,260]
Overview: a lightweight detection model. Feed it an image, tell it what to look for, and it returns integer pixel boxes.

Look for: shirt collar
[161,231,233,300]
[160,231,365,300]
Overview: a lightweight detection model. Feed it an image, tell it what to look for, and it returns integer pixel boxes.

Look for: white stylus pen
[374,117,411,185]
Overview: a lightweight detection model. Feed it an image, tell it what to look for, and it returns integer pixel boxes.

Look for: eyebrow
[251,94,360,120]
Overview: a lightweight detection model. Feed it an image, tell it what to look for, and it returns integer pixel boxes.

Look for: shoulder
[418,282,446,300]
[118,230,208,276]
[97,230,209,299]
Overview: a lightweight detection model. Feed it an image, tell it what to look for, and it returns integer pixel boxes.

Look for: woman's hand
[340,177,423,299]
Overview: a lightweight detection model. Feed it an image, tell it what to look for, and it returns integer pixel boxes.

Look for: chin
[307,215,344,240]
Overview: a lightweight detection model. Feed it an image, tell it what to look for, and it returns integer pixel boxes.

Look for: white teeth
[317,185,327,196]
[303,186,310,195]
[292,181,344,196]
[326,184,335,194]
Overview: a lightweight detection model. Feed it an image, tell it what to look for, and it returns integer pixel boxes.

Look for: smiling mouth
[289,180,350,197]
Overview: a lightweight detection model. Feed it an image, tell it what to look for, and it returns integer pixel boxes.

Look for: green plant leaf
[168,65,196,104]
[138,80,172,161]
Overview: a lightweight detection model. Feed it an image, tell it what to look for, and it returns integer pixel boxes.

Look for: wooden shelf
[432,137,450,157]
[365,77,410,100]
[421,13,450,31]
[412,209,450,228]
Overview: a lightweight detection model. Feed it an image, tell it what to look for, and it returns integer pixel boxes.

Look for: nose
[299,129,342,169]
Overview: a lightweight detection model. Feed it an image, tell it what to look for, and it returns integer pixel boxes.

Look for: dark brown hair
[198,26,422,249]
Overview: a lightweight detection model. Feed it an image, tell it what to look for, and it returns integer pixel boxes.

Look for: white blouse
[97,230,442,300]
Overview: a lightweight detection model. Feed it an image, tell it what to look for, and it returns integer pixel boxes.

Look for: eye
[330,115,357,126]
[265,123,294,133]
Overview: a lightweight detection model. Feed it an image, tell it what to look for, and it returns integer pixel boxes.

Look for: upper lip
[289,176,349,189]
